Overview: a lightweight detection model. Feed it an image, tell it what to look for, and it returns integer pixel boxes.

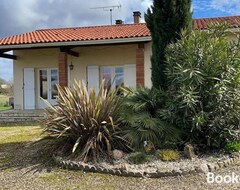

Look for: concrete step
[0,110,45,122]
[0,117,44,122]
[0,113,44,117]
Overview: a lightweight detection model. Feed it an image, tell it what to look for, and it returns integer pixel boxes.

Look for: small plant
[41,80,129,163]
[225,141,240,153]
[157,149,180,161]
[128,152,148,164]
[3,101,9,107]
[120,87,180,151]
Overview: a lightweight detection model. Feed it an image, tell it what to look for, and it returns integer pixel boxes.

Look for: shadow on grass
[0,139,55,174]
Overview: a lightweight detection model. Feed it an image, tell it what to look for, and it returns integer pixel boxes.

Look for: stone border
[53,152,240,178]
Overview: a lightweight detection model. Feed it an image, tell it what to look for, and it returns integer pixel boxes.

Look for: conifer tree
[145,0,192,89]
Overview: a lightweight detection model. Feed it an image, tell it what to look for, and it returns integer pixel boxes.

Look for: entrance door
[38,68,58,109]
[24,68,35,109]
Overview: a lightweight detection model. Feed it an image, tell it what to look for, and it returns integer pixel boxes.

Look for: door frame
[37,68,58,109]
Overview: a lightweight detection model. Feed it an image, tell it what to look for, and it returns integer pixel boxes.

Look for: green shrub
[120,87,180,151]
[163,23,240,149]
[157,149,180,161]
[3,101,9,107]
[225,141,240,153]
[127,152,148,164]
[41,80,129,163]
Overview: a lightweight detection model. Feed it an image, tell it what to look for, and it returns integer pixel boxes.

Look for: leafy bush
[225,141,240,153]
[41,80,129,163]
[120,87,180,151]
[127,152,148,164]
[157,149,180,161]
[163,23,240,149]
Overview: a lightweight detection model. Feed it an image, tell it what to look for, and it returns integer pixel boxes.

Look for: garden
[40,22,240,177]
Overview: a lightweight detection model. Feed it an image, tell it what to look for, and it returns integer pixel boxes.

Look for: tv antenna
[90,4,122,25]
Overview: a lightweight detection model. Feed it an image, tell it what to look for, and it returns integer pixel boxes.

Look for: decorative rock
[121,170,129,177]
[144,141,155,154]
[128,171,142,177]
[217,162,224,168]
[72,162,79,170]
[230,152,240,158]
[89,165,97,172]
[108,169,115,175]
[157,171,168,177]
[119,163,129,171]
[207,163,215,172]
[112,149,124,160]
[114,170,122,176]
[77,163,85,170]
[214,163,219,170]
[172,168,182,176]
[145,171,159,178]
[195,164,209,173]
[184,144,196,160]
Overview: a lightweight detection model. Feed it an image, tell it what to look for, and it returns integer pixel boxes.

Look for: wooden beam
[0,50,10,53]
[0,53,17,60]
[60,47,79,57]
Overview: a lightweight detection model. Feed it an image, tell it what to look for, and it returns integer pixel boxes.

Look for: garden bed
[54,152,240,178]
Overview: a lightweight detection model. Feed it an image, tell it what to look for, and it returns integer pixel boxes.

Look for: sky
[0,0,239,82]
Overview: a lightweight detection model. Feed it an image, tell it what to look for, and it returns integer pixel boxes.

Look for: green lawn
[0,94,11,110]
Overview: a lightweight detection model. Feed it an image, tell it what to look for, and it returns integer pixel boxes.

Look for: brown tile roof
[0,16,239,47]
[0,24,150,46]
[194,16,240,30]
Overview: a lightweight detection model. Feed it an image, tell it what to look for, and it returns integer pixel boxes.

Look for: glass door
[38,68,58,108]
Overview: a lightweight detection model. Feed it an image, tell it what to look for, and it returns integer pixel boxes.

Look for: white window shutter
[124,64,136,88]
[23,68,35,109]
[87,66,99,92]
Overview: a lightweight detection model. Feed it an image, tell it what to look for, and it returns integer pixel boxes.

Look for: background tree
[145,0,192,89]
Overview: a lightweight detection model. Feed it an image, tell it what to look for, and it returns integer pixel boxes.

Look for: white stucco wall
[13,43,146,109]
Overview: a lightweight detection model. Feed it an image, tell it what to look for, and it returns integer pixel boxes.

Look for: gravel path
[0,125,239,190]
[1,162,240,190]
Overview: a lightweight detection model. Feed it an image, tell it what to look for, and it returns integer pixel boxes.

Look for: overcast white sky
[0,0,239,81]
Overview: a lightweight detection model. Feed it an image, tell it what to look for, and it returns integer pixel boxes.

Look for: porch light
[69,62,74,70]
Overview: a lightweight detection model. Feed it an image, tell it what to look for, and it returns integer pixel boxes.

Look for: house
[0,12,239,110]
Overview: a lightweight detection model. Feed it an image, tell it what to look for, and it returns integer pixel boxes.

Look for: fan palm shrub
[163,22,240,149]
[41,80,130,163]
[120,87,180,151]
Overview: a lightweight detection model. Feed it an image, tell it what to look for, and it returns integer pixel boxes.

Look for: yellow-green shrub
[158,149,180,161]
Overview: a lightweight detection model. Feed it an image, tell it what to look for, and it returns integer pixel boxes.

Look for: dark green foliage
[128,152,148,164]
[163,23,240,149]
[120,87,180,151]
[225,141,240,153]
[157,149,180,161]
[145,0,192,89]
[41,81,130,163]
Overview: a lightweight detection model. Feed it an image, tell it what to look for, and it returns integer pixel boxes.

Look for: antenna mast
[91,4,121,25]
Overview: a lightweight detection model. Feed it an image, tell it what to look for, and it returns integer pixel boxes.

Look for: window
[100,66,124,90]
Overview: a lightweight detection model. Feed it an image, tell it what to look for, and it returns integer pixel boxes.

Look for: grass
[0,123,46,168]
[0,94,12,110]
[0,125,43,144]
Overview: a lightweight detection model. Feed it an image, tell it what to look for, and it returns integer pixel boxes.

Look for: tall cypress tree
[145,0,192,89]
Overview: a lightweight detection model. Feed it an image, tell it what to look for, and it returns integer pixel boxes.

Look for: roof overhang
[0,36,152,51]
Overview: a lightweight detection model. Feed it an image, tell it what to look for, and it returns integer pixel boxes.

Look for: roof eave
[0,36,152,50]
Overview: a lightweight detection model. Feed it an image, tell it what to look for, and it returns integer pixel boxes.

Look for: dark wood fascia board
[0,53,17,60]
[60,47,79,57]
